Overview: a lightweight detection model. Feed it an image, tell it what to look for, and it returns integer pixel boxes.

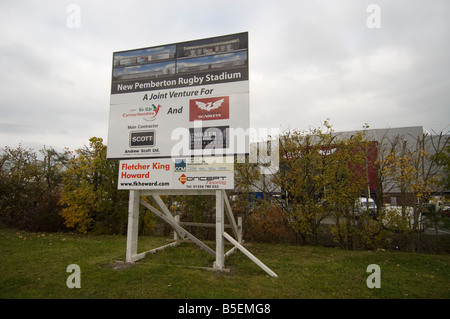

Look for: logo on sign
[142,104,161,122]
[130,130,155,147]
[189,96,229,121]
[189,126,229,150]
[123,104,162,122]
[178,174,187,184]
[177,174,227,185]
[175,159,186,172]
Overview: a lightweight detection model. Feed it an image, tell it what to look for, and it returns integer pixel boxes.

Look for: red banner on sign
[189,96,230,121]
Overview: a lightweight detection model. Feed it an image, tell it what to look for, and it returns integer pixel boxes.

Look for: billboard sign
[107,32,249,160]
[118,157,234,190]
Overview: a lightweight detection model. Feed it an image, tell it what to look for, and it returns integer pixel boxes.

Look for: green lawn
[1,227,449,299]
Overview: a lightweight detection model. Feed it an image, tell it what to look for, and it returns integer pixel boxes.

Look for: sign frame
[107,33,277,277]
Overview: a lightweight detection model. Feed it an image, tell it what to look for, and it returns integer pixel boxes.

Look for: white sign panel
[107,32,249,160]
[118,157,234,190]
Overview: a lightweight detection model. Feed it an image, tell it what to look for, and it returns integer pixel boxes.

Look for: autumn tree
[0,145,42,228]
[234,121,405,249]
[275,124,339,244]
[59,137,128,234]
[235,121,371,245]
[0,145,66,231]
[379,131,450,251]
[233,141,291,242]
[436,144,450,190]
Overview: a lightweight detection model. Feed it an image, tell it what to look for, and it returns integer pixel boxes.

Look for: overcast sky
[0,0,449,153]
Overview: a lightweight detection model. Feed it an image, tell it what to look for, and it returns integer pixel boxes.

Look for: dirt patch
[103,261,135,270]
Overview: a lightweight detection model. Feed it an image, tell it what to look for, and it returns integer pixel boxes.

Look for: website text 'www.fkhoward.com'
[120,181,170,187]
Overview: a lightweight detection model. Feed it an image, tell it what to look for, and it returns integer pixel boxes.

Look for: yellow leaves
[378,137,439,201]
[58,137,124,234]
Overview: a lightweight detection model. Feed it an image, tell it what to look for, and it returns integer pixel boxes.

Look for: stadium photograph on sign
[110,32,248,94]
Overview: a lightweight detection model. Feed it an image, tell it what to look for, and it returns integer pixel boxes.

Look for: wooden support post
[174,215,180,240]
[238,216,243,243]
[223,190,240,240]
[223,232,278,278]
[126,190,140,263]
[152,195,187,240]
[133,241,180,262]
[123,189,265,276]
[140,199,215,257]
[214,190,225,270]
[225,246,238,257]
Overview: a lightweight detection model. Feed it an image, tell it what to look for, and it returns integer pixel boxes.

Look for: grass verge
[1,227,449,299]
